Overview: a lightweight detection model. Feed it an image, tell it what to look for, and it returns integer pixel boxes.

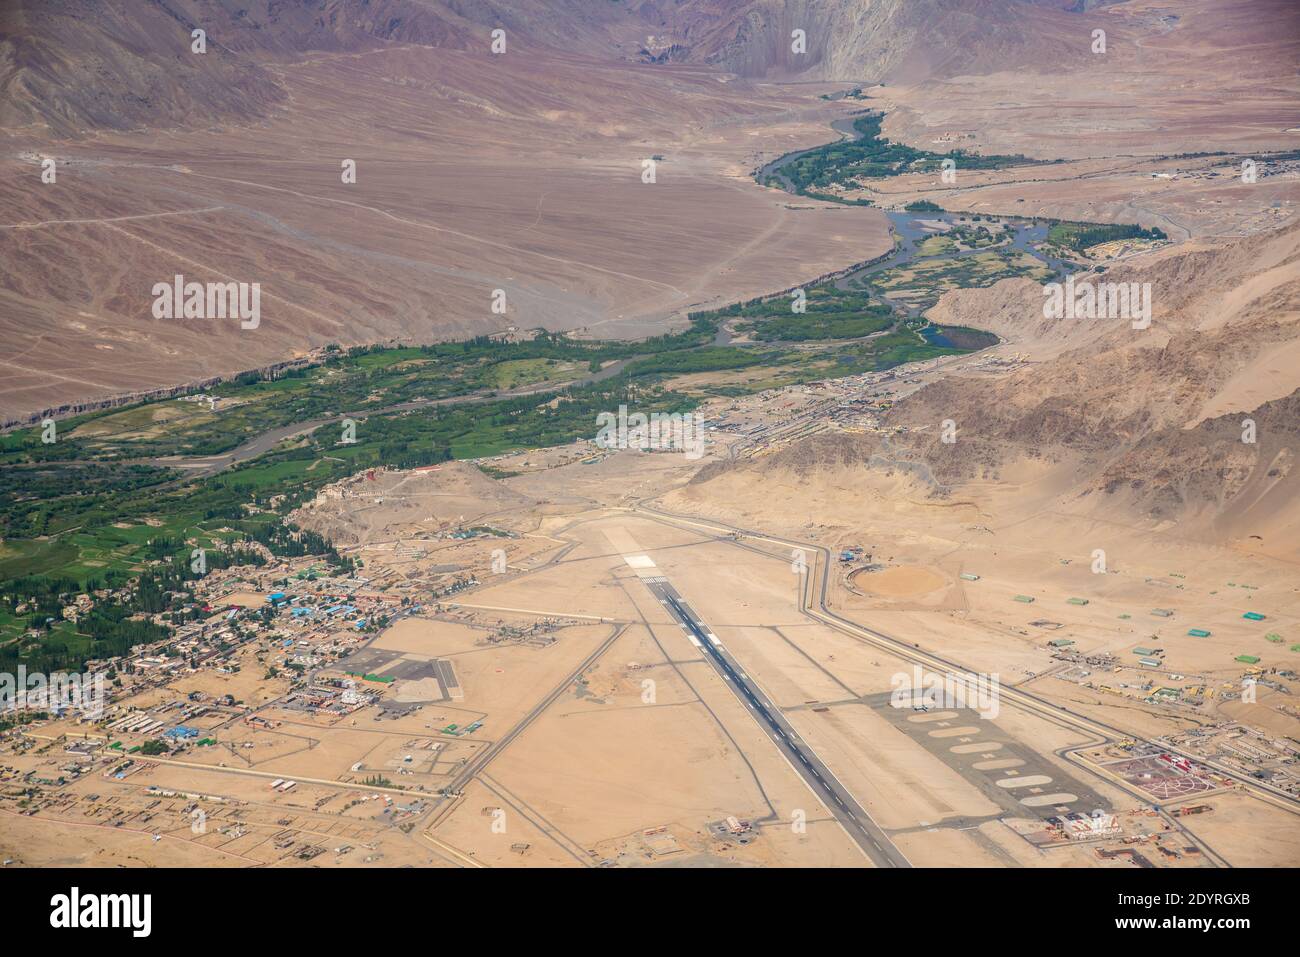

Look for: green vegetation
[947,222,1014,249]
[915,235,958,257]
[2,197,1025,679]
[1046,221,1168,252]
[1,365,701,675]
[485,357,580,390]
[714,284,895,342]
[0,710,47,732]
[623,347,770,377]
[904,200,945,212]
[1,322,717,465]
[0,515,335,674]
[852,248,1051,312]
[772,113,1040,200]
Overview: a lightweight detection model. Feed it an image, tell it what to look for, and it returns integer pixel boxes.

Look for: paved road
[443,624,626,798]
[641,576,910,868]
[634,503,1300,813]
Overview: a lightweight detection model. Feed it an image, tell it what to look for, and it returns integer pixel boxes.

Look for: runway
[642,575,910,868]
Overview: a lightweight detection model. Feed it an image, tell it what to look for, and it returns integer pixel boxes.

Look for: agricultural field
[2,330,711,465]
[0,299,997,654]
[2,161,1028,678]
[485,357,584,390]
[1045,221,1168,253]
[69,400,230,443]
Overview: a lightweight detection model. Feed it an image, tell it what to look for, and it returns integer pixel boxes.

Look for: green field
[853,249,1052,312]
[916,235,958,257]
[3,227,1018,676]
[485,357,581,390]
[1,327,716,465]
[771,112,1042,199]
[1046,221,1168,252]
[707,283,896,343]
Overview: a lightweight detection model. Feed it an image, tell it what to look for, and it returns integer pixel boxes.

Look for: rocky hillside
[636,0,1114,81]
[1089,391,1299,542]
[694,220,1300,546]
[1,0,1170,136]
[0,0,643,135]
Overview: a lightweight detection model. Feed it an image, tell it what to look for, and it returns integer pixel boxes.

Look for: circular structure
[850,564,948,599]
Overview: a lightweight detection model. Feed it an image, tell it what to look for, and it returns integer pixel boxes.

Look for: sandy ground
[0,48,891,421]
[6,440,1298,867]
[5,0,1298,866]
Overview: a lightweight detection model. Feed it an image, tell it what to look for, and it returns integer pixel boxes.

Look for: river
[149,111,1069,478]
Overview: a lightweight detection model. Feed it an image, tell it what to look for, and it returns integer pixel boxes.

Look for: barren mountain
[0,0,655,136]
[14,0,1278,138]
[0,7,893,423]
[1091,391,1299,541]
[689,220,1300,552]
[2,0,1296,428]
[638,0,1107,82]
